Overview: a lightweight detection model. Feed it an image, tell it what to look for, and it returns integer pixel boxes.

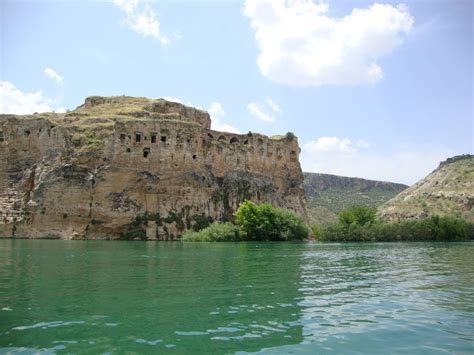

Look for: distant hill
[379,155,474,222]
[304,172,408,225]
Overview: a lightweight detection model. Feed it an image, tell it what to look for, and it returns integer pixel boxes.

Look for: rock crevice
[0,96,308,239]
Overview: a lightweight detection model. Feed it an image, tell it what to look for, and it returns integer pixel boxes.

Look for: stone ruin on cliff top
[0,96,308,240]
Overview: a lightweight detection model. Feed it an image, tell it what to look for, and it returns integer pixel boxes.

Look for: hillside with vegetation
[303,172,408,225]
[379,155,474,222]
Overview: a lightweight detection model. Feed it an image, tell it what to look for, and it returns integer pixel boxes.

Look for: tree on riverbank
[312,205,474,242]
[182,201,308,241]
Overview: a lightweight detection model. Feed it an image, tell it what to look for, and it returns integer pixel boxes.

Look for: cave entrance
[143,148,150,158]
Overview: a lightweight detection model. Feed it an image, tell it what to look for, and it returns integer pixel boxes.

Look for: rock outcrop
[0,96,308,240]
[378,155,474,222]
[303,172,407,224]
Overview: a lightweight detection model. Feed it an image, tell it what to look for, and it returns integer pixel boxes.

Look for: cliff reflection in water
[1,241,472,353]
[0,240,305,353]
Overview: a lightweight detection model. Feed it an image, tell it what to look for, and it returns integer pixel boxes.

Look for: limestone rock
[378,155,474,222]
[0,96,308,240]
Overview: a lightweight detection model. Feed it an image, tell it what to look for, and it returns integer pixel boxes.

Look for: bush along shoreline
[182,201,308,242]
[311,205,474,242]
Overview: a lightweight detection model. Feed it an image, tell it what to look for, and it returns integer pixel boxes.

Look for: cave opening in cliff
[143,148,150,158]
[290,150,296,161]
[135,133,142,143]
[151,134,157,143]
[120,133,126,140]
[230,137,239,144]
[0,131,3,142]
[161,136,167,143]
[192,154,197,160]
[24,130,31,137]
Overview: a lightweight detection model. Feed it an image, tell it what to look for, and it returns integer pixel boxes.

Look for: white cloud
[114,0,169,44]
[243,0,413,86]
[0,81,52,114]
[265,98,281,113]
[208,101,241,134]
[44,68,63,84]
[0,81,67,114]
[301,136,454,185]
[247,98,281,122]
[208,101,225,121]
[304,136,357,154]
[162,96,183,104]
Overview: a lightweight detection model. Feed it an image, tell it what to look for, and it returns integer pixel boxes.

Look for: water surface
[0,240,473,353]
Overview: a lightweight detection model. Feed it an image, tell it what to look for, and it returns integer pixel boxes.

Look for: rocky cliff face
[378,155,474,221]
[304,173,407,198]
[0,96,308,240]
[303,172,407,224]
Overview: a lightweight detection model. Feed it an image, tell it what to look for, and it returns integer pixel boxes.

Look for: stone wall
[0,96,308,240]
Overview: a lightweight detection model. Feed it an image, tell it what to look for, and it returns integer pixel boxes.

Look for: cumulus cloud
[265,98,281,113]
[44,68,63,84]
[304,136,371,154]
[114,0,169,44]
[247,98,281,122]
[243,0,413,86]
[162,96,183,104]
[208,102,241,134]
[301,136,454,185]
[0,81,52,114]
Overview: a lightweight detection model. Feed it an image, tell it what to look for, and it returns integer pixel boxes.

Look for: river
[0,240,472,353]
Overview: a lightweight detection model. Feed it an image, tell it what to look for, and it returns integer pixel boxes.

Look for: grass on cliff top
[443,154,474,166]
[70,97,151,119]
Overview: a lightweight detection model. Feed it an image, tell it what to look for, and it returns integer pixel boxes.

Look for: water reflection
[1,241,472,353]
[0,240,306,353]
[255,242,474,353]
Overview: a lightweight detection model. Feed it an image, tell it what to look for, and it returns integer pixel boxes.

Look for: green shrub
[311,224,322,239]
[181,222,242,242]
[338,205,376,227]
[234,200,308,241]
[314,214,473,242]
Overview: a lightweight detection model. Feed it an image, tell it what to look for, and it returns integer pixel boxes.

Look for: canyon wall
[0,96,308,240]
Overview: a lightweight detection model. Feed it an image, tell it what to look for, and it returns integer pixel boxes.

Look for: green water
[0,240,472,354]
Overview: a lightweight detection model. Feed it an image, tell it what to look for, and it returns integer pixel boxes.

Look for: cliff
[0,96,308,240]
[378,155,474,221]
[303,172,407,224]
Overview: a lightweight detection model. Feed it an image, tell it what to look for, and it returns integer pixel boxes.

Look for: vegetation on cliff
[182,201,308,242]
[312,205,474,242]
[303,172,408,225]
[379,155,474,222]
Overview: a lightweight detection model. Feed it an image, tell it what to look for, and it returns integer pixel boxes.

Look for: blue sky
[1,0,472,184]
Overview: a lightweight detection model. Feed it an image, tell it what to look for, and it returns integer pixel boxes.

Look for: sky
[0,0,472,185]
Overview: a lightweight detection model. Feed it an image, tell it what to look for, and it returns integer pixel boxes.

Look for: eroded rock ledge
[0,96,308,240]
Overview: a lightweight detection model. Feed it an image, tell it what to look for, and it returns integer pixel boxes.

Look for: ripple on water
[13,321,85,331]
[0,241,472,354]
